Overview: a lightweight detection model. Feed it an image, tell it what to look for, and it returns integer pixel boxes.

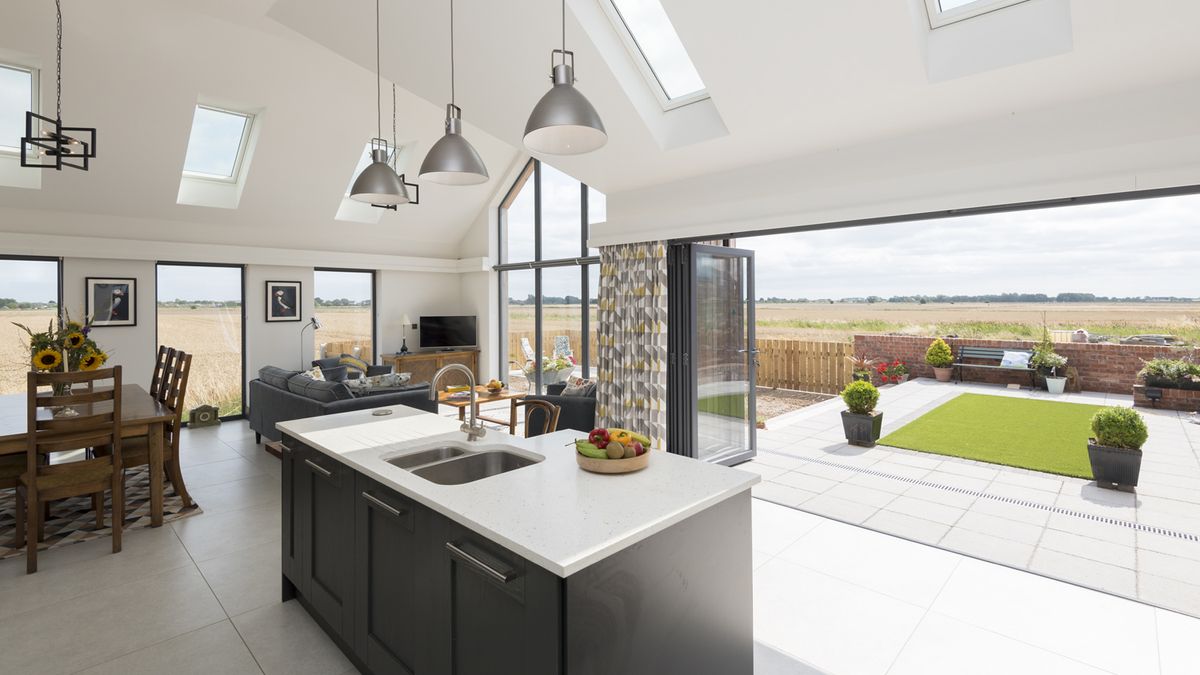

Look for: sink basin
[410,451,541,485]
[385,446,468,470]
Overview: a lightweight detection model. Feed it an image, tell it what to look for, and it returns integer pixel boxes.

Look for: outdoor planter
[932,367,953,383]
[1087,439,1142,490]
[1045,376,1066,395]
[1144,376,1200,392]
[841,410,883,447]
[852,371,871,383]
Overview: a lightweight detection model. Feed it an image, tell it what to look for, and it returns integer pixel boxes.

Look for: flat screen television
[419,315,477,350]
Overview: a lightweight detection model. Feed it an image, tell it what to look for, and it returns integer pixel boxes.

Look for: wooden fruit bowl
[576,450,650,474]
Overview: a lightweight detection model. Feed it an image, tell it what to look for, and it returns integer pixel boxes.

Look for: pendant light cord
[55,0,62,121]
[562,0,566,56]
[391,83,397,168]
[375,0,382,140]
[449,0,456,106]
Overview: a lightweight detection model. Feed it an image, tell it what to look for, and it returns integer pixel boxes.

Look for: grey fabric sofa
[249,366,436,443]
[312,355,392,380]
[523,383,597,436]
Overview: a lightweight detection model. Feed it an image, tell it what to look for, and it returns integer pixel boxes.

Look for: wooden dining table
[0,384,174,527]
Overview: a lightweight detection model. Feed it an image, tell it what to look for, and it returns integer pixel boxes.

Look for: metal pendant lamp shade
[524,62,606,155]
[419,104,489,185]
[351,148,410,204]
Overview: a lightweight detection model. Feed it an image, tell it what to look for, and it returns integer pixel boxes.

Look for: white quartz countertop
[277,406,758,577]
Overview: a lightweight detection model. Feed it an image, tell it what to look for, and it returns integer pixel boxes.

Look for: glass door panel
[692,246,756,464]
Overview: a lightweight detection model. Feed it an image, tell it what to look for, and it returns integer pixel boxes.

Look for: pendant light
[21,0,97,171]
[374,84,420,210]
[523,0,606,155]
[350,0,409,205]
[419,0,489,186]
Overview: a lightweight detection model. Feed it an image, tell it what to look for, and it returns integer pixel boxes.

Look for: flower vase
[53,348,79,417]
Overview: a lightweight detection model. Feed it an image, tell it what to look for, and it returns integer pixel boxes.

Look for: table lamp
[400,314,411,355]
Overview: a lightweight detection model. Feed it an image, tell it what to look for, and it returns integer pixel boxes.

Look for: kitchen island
[278,404,758,675]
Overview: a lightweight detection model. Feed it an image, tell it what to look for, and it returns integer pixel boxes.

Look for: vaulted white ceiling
[3,0,1200,258]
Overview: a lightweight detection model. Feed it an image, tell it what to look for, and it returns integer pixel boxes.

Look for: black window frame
[495,158,601,394]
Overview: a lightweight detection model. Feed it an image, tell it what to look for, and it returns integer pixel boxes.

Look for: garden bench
[953,346,1037,388]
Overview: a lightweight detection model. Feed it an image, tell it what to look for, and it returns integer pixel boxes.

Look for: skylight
[925,0,1030,28]
[182,105,253,179]
[605,0,706,107]
[0,64,35,152]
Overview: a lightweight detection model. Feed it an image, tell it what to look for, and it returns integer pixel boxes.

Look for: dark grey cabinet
[427,516,562,675]
[280,440,300,587]
[354,474,425,675]
[297,445,356,640]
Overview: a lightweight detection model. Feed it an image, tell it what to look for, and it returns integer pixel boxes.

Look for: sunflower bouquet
[14,312,109,374]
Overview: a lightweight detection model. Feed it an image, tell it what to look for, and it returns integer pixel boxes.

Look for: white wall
[376,270,466,358]
[61,258,158,389]
[244,265,315,387]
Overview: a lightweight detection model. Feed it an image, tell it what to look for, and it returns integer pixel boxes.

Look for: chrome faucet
[429,364,487,441]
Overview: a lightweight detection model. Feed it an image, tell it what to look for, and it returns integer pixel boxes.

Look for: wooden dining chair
[16,366,124,574]
[113,350,194,509]
[515,399,561,438]
[149,346,178,404]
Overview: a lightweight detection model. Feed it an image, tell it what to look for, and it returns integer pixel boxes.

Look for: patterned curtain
[596,242,669,448]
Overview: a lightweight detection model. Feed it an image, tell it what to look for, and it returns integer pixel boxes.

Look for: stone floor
[0,419,1196,673]
[741,378,1200,617]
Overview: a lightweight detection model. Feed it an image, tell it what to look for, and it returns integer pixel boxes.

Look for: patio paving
[741,378,1200,618]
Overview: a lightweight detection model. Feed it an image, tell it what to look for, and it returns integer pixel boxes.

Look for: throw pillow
[338,354,370,375]
[319,365,349,382]
[1001,351,1031,368]
[562,376,596,397]
[301,366,325,381]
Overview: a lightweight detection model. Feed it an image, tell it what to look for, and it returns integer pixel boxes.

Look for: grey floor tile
[752,480,816,508]
[1138,549,1200,586]
[1029,548,1137,598]
[74,620,262,675]
[186,473,282,516]
[886,495,966,526]
[196,539,283,618]
[939,528,1035,569]
[863,509,952,546]
[233,600,353,675]
[823,482,897,509]
[1138,573,1200,618]
[1038,529,1136,569]
[172,501,281,562]
[799,494,879,525]
[955,510,1044,546]
[177,456,267,491]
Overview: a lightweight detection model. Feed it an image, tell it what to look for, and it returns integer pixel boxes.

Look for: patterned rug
[0,466,202,559]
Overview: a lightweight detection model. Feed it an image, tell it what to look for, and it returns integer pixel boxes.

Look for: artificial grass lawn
[879,393,1105,479]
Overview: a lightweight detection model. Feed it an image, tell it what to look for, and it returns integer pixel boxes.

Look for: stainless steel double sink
[383,441,542,485]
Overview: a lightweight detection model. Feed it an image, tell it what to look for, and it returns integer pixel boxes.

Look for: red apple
[631,441,645,456]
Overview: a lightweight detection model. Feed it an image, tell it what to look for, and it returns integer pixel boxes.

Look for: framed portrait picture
[86,277,137,327]
[266,281,301,322]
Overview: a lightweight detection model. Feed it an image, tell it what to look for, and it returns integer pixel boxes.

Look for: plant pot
[895,374,909,384]
[932,366,953,383]
[1087,438,1142,490]
[841,410,883,447]
[1045,376,1066,395]
[852,371,872,383]
[1145,376,1200,392]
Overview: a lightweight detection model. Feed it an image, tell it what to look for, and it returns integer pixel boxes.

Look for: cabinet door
[438,352,477,385]
[354,475,423,675]
[428,517,562,675]
[300,447,356,639]
[280,438,302,589]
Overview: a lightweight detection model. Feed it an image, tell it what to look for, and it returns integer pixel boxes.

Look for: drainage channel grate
[798,455,1200,542]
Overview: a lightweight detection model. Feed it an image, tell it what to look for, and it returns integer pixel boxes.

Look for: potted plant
[925,338,954,382]
[1138,357,1200,391]
[877,359,909,385]
[846,352,876,383]
[1030,328,1068,394]
[1088,407,1148,490]
[840,380,882,447]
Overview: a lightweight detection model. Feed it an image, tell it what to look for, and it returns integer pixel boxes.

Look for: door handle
[445,541,518,584]
[304,459,333,478]
[362,491,405,517]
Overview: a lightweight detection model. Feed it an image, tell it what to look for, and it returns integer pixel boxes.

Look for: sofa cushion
[301,366,325,381]
[562,376,596,398]
[319,365,349,382]
[259,366,300,390]
[312,357,341,370]
[339,354,371,375]
[287,374,354,402]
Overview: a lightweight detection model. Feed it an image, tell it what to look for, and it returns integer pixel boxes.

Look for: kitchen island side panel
[564,490,753,675]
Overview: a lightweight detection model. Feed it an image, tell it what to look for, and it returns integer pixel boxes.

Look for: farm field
[1,307,371,418]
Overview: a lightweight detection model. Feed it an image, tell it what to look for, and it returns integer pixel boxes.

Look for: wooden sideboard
[381,349,478,388]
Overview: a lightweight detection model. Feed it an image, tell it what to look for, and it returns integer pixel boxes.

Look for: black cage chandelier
[22,0,97,171]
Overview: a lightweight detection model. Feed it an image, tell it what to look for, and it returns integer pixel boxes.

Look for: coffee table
[437,386,526,434]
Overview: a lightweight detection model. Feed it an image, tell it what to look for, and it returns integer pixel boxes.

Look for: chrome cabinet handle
[445,542,517,584]
[304,459,333,478]
[362,491,405,517]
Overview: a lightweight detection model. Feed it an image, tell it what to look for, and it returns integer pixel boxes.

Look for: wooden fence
[756,339,853,394]
[506,330,598,365]
[319,340,373,362]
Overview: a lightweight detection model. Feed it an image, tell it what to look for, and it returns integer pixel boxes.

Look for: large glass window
[182,105,254,180]
[605,0,706,106]
[0,257,60,395]
[313,269,375,362]
[157,263,244,419]
[498,159,603,393]
[0,64,35,152]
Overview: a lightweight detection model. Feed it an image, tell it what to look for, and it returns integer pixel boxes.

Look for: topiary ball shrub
[925,338,953,368]
[841,380,879,415]
[1091,407,1148,450]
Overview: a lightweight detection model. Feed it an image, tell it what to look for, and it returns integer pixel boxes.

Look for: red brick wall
[853,334,1199,395]
[1133,385,1200,412]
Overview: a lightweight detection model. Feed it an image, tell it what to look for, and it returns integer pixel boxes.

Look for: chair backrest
[516,399,561,438]
[163,351,193,433]
[150,346,178,402]
[553,335,573,359]
[520,337,536,362]
[26,366,123,477]
[958,346,1013,362]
